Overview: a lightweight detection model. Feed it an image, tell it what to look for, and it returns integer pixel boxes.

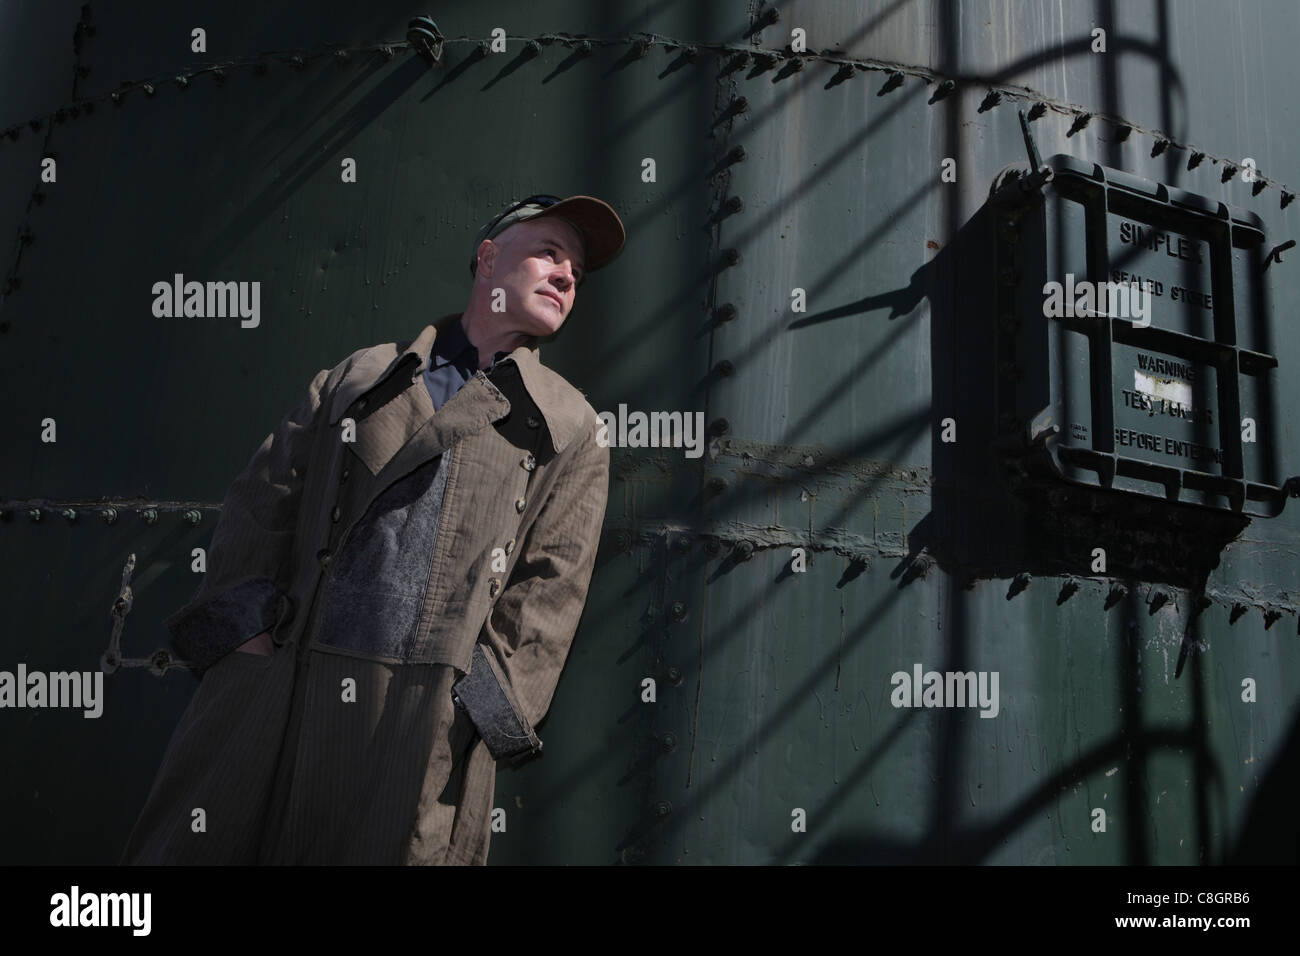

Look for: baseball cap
[469,194,625,281]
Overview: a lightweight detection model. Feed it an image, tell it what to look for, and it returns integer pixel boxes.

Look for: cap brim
[532,196,625,274]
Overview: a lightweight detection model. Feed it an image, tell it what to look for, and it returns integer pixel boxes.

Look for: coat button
[317,548,332,567]
[488,578,501,599]
[505,538,515,555]
[526,415,541,429]
[515,497,526,513]
[341,467,350,482]
[521,453,536,471]
[331,505,341,522]
[357,398,368,411]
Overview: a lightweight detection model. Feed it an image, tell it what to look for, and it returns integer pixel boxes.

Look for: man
[122,194,623,865]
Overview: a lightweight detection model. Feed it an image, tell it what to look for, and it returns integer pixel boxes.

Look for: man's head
[471,215,587,338]
[460,194,624,361]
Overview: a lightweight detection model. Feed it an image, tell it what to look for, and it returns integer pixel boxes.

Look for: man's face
[479,216,586,337]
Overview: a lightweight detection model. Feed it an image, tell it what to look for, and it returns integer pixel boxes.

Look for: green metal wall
[1,0,1296,864]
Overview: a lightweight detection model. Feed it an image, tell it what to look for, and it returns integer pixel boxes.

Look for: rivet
[1281,192,1295,210]
[290,55,305,70]
[630,39,649,59]
[704,538,721,556]
[141,508,158,524]
[731,96,748,114]
[212,67,225,84]
[727,52,750,71]
[833,64,855,83]
[61,508,76,522]
[142,83,154,95]
[660,732,677,751]
[28,509,41,522]
[614,530,631,552]
[1229,602,1248,623]
[102,507,117,524]
[1058,578,1079,602]
[725,195,743,214]
[1221,165,1237,183]
[654,800,672,817]
[1151,139,1169,157]
[681,45,697,61]
[523,39,541,58]
[715,360,734,377]
[880,71,905,95]
[175,75,189,88]
[716,302,738,322]
[183,510,201,526]
[665,666,682,684]
[928,77,956,103]
[722,248,741,267]
[1187,151,1205,170]
[734,540,754,561]
[1148,587,1170,611]
[526,415,541,429]
[727,145,746,165]
[754,52,778,70]
[980,89,1002,110]
[1068,112,1091,135]
[674,535,692,553]
[670,601,687,621]
[575,40,591,57]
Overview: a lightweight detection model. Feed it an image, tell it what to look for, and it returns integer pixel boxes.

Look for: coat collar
[326,312,587,476]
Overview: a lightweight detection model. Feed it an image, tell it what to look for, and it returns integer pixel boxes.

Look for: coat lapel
[324,312,587,478]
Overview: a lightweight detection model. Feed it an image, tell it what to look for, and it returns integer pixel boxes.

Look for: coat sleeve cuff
[164,576,289,673]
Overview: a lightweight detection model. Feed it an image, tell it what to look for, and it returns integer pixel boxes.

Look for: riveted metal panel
[2,0,1298,868]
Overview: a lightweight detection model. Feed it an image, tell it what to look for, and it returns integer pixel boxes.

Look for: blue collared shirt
[423,318,509,412]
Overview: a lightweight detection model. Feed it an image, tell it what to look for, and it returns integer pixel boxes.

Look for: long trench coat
[122,312,609,865]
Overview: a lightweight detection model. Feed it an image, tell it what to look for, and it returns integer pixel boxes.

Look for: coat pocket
[451,642,542,764]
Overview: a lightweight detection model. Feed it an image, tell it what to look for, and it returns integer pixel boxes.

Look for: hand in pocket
[235,631,274,656]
